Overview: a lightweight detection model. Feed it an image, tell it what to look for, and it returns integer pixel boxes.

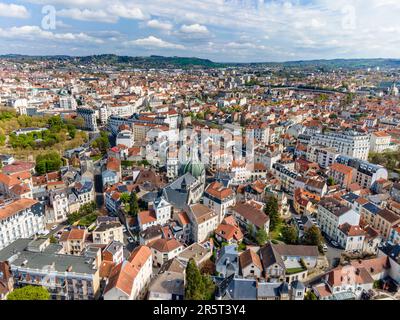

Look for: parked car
[51,225,58,231]
[127,237,134,243]
[322,244,328,252]
[331,240,339,247]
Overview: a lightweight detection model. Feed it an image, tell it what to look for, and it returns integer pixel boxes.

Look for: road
[287,200,343,268]
[325,242,343,268]
[123,230,138,258]
[94,170,104,208]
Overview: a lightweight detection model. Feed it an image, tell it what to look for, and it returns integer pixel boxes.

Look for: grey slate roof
[0,239,97,275]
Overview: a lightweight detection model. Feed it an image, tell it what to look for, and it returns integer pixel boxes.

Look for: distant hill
[1,54,400,70]
[0,54,224,69]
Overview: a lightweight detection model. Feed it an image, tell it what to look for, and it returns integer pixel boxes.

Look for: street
[325,242,343,268]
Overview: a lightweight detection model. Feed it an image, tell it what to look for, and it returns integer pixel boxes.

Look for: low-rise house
[149,238,184,267]
[73,180,95,206]
[60,228,87,255]
[138,210,158,231]
[350,256,390,282]
[104,245,152,300]
[139,225,163,245]
[216,245,239,278]
[214,275,257,300]
[239,249,263,279]
[337,223,366,253]
[102,241,124,265]
[257,281,305,300]
[215,216,244,244]
[372,209,400,240]
[178,242,212,267]
[378,243,400,284]
[229,201,269,236]
[102,170,119,187]
[259,242,318,284]
[312,265,374,300]
[93,220,124,245]
[148,258,185,300]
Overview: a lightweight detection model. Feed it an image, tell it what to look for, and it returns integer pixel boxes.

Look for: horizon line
[1,53,400,65]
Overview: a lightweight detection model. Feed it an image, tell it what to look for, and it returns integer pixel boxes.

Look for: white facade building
[0,199,45,250]
[317,197,360,241]
[310,130,370,161]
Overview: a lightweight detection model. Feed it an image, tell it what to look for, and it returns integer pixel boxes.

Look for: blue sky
[0,0,399,62]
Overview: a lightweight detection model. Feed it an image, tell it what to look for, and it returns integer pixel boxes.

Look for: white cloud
[107,4,147,20]
[57,3,147,23]
[0,25,103,44]
[0,2,29,18]
[15,0,400,60]
[58,8,118,23]
[180,23,209,34]
[55,20,71,28]
[124,36,184,49]
[146,19,173,31]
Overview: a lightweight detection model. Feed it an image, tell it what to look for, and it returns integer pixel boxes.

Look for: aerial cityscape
[1,0,400,304]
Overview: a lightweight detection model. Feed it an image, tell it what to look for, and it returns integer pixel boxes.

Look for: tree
[246,224,255,237]
[327,176,335,186]
[7,286,50,300]
[255,228,268,246]
[35,151,62,174]
[264,196,280,231]
[129,190,139,217]
[120,192,131,204]
[282,225,299,245]
[304,291,317,300]
[91,131,110,154]
[303,225,324,252]
[185,259,205,300]
[185,259,215,300]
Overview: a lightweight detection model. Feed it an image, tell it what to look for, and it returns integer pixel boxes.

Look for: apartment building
[306,145,340,169]
[272,163,300,194]
[329,163,356,189]
[186,203,219,243]
[0,199,45,250]
[317,197,360,241]
[372,209,400,240]
[335,155,388,189]
[310,130,370,161]
[77,107,97,131]
[49,188,70,223]
[0,238,100,300]
[370,131,391,153]
[116,129,134,148]
[203,181,236,223]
